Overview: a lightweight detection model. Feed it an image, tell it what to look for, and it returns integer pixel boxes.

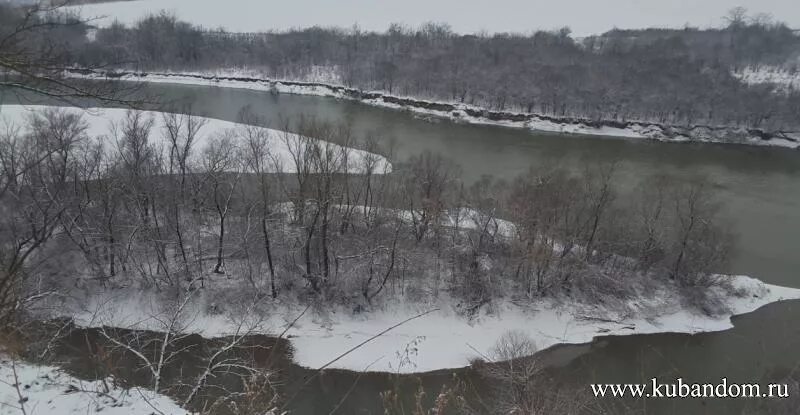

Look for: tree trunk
[304,208,321,292]
[261,216,277,298]
[214,212,225,274]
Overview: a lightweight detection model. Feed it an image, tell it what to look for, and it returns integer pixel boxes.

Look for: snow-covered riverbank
[0,105,391,174]
[42,275,800,374]
[0,357,188,415]
[68,69,800,149]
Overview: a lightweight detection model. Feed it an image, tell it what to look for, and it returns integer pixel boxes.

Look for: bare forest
[0,106,736,327]
[72,9,800,133]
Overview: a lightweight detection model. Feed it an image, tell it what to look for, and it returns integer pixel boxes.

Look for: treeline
[61,10,800,131]
[0,108,734,326]
[3,3,799,131]
[585,8,800,68]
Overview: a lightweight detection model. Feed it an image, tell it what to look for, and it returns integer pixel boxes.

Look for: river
[6,82,800,414]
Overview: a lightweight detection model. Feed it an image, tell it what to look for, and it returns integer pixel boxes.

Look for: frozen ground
[0,105,391,174]
[0,357,187,415]
[69,70,800,149]
[46,275,800,374]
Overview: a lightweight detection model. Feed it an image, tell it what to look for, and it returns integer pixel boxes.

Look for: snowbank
[54,275,800,374]
[0,357,187,415]
[0,105,391,174]
[68,70,800,149]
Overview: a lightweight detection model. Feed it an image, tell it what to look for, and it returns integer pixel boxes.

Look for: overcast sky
[76,0,800,35]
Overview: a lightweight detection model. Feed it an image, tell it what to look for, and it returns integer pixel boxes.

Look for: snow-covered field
[0,358,187,415]
[68,70,800,149]
[733,66,800,94]
[0,105,391,174]
[47,275,800,374]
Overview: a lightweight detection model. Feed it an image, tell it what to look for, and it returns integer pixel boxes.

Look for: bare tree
[239,109,278,298]
[0,108,84,325]
[579,163,616,262]
[162,110,206,280]
[474,330,597,415]
[182,307,273,409]
[0,1,139,106]
[98,292,195,393]
[725,6,749,28]
[667,176,733,287]
[112,111,180,287]
[403,151,458,243]
[201,131,242,276]
[632,174,671,270]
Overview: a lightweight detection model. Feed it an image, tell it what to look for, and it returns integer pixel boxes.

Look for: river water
[7,82,800,414]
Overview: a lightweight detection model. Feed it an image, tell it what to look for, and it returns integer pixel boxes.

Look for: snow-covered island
[2,104,799,376]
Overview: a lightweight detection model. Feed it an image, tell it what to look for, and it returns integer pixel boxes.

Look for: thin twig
[10,360,28,415]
